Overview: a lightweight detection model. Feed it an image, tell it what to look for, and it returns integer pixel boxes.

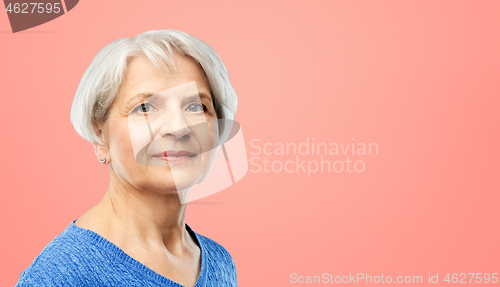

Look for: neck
[96,167,195,256]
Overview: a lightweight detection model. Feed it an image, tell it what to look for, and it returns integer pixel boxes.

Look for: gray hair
[70,29,237,145]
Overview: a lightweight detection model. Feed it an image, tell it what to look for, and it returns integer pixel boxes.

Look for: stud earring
[100,158,106,164]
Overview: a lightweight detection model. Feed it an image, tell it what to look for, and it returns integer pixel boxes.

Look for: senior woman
[16,30,238,287]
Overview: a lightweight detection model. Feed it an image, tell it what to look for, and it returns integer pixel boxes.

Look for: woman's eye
[133,103,154,114]
[187,103,205,113]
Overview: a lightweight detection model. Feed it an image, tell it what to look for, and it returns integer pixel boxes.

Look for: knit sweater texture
[15,219,237,286]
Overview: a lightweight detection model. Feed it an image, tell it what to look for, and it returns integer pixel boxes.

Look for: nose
[158,110,191,139]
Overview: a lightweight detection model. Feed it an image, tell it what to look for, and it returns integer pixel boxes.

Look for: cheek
[192,119,219,153]
[108,123,136,166]
[198,148,218,177]
[128,115,158,161]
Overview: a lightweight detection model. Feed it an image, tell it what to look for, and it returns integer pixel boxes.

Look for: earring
[100,158,106,164]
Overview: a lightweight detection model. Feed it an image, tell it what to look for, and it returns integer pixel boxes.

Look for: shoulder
[195,232,238,285]
[198,233,236,265]
[15,224,106,286]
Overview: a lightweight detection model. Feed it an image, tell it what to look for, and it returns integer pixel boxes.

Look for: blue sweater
[16,219,237,286]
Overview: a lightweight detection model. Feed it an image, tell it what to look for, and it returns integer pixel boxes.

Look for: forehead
[117,53,210,104]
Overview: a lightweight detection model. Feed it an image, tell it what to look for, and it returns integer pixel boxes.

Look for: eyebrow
[125,91,213,108]
[186,93,212,102]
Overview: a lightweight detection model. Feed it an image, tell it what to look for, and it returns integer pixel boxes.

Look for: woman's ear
[93,123,110,164]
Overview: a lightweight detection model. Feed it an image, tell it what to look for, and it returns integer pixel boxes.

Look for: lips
[152,150,195,162]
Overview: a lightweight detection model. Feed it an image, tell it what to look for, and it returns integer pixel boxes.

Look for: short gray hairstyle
[70,29,237,145]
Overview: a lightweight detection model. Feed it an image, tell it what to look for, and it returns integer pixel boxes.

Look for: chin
[143,172,199,192]
[131,159,213,192]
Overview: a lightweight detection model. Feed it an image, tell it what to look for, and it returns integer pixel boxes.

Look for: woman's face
[102,53,219,194]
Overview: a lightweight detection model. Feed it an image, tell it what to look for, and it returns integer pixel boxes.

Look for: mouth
[151,150,196,163]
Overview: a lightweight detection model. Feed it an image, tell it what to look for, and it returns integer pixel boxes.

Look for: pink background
[1,0,499,286]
